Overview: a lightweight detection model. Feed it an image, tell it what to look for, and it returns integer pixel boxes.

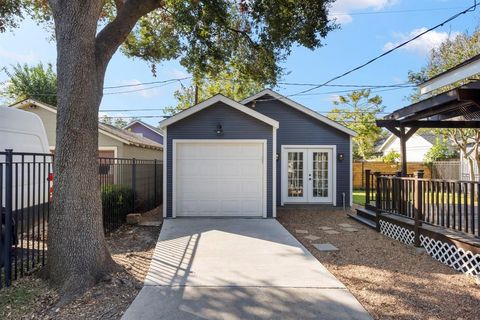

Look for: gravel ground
[0,207,162,320]
[277,206,480,320]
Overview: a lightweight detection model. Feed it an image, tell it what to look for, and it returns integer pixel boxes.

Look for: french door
[283,147,333,203]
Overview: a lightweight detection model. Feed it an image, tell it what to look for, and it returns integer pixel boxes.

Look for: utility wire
[330,6,464,16]
[254,1,478,102]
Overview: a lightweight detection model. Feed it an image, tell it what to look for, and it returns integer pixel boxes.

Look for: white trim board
[171,139,268,218]
[163,128,168,218]
[419,55,480,95]
[159,94,279,129]
[280,145,337,206]
[241,89,357,137]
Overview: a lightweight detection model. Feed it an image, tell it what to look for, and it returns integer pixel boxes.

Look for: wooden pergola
[376,80,480,175]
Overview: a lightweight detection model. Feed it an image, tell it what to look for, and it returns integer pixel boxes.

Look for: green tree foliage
[328,89,385,160]
[100,115,129,128]
[408,29,480,179]
[3,63,57,106]
[423,138,456,165]
[383,150,400,164]
[165,65,264,114]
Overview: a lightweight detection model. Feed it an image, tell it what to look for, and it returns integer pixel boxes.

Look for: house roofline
[124,120,165,136]
[9,98,162,150]
[158,94,279,129]
[241,89,357,137]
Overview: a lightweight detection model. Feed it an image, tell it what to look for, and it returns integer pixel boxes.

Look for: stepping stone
[324,230,340,235]
[304,235,321,241]
[295,229,308,234]
[318,226,333,230]
[342,227,359,232]
[313,243,339,252]
[338,223,354,228]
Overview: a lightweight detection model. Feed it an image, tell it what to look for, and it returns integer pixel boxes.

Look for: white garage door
[175,141,265,217]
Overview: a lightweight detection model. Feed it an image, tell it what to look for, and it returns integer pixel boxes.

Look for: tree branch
[95,0,163,72]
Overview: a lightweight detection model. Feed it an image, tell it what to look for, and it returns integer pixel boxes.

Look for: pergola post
[384,126,418,176]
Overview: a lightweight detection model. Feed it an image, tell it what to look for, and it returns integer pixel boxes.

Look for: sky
[0,0,479,127]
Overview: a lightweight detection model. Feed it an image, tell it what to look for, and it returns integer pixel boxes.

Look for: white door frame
[281,145,336,206]
[172,139,268,218]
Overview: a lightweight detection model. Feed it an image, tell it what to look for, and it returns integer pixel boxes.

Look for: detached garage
[160,90,355,219]
[160,95,278,218]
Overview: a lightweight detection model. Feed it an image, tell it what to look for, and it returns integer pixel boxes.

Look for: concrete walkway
[122,219,371,320]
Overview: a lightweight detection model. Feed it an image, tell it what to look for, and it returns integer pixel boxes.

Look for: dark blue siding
[166,102,274,217]
[249,95,351,207]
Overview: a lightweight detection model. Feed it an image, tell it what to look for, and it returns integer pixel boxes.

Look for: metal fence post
[414,170,424,247]
[132,158,136,213]
[4,149,13,286]
[153,159,157,206]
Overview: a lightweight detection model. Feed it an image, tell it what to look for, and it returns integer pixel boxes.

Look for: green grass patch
[353,189,366,205]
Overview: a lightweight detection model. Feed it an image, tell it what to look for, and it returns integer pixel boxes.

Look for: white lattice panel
[379,220,415,245]
[420,235,480,276]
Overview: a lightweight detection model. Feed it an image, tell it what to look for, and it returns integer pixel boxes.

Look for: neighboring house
[10,99,163,159]
[125,120,164,145]
[378,132,439,162]
[159,89,356,218]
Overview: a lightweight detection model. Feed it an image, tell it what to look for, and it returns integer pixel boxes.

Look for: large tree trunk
[47,1,116,299]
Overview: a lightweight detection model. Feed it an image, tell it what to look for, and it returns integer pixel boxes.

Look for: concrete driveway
[122,218,371,320]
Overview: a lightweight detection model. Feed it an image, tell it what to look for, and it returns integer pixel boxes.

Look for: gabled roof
[378,132,438,152]
[159,94,279,129]
[9,98,163,150]
[125,120,164,136]
[241,89,357,137]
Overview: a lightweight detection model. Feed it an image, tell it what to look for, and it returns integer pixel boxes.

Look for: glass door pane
[287,151,305,199]
[308,149,332,202]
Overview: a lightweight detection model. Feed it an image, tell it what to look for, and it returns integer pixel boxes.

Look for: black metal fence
[99,157,163,232]
[1,151,163,288]
[1,150,53,288]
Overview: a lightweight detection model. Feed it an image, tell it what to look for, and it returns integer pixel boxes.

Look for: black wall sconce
[215,123,223,136]
[276,153,280,161]
[337,153,344,161]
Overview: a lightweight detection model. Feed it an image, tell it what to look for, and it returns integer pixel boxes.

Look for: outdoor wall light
[337,153,344,161]
[276,153,280,161]
[215,123,223,136]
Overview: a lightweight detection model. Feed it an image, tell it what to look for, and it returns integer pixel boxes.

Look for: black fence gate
[1,150,163,288]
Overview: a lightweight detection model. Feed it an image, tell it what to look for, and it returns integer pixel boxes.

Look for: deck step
[356,207,377,221]
[348,213,377,229]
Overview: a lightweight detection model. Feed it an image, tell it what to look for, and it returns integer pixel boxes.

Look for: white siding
[382,135,433,162]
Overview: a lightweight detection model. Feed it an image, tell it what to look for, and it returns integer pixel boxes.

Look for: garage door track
[122,218,371,320]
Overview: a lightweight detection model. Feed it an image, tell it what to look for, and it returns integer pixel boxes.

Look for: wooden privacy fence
[370,171,480,242]
[353,161,431,189]
[431,160,460,180]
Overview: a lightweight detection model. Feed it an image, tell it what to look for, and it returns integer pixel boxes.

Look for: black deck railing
[1,150,163,288]
[366,169,480,238]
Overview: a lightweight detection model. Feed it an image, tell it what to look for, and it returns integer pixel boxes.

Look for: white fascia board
[420,59,480,95]
[241,89,357,137]
[378,134,396,152]
[159,94,279,129]
[11,99,58,114]
[125,120,164,136]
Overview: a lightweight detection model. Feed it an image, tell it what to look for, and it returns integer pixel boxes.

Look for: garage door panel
[175,142,264,217]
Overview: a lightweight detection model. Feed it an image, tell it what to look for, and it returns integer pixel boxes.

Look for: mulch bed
[0,207,162,320]
[277,206,480,320]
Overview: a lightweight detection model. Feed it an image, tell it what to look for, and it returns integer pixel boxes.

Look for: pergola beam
[376,120,480,128]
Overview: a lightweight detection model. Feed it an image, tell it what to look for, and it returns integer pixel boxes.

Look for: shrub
[101,185,136,231]
[424,138,456,165]
[383,150,400,164]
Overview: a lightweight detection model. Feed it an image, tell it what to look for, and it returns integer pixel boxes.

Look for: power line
[255,1,477,102]
[103,77,191,89]
[330,6,464,17]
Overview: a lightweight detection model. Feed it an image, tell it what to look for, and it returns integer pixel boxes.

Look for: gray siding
[248,95,351,207]
[166,102,274,218]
